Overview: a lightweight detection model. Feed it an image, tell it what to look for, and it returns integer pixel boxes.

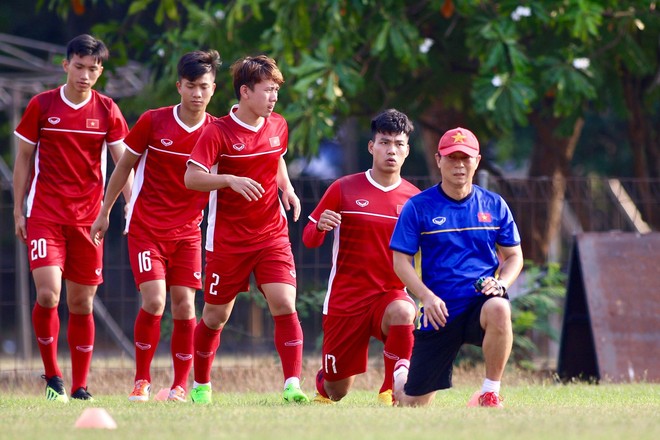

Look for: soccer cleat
[467,390,504,409]
[282,383,310,403]
[167,386,186,402]
[377,389,393,406]
[43,375,68,403]
[71,387,94,401]
[312,393,335,405]
[128,379,151,402]
[190,384,212,404]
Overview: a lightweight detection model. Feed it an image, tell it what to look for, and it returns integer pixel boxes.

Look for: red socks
[32,303,62,379]
[171,318,196,390]
[67,312,95,393]
[193,319,222,384]
[133,308,162,382]
[381,324,414,393]
[273,312,304,380]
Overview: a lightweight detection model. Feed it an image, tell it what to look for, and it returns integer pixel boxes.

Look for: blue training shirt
[390,184,520,329]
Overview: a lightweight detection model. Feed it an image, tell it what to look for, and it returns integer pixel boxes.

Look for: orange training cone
[74,408,118,429]
[154,387,170,401]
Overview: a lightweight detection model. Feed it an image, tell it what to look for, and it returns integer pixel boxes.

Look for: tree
[41,0,660,261]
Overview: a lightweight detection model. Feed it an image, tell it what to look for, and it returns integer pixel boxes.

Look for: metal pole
[11,88,32,360]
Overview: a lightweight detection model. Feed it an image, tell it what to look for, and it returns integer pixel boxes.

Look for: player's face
[436,152,481,187]
[177,73,216,113]
[369,132,409,174]
[242,80,280,118]
[63,54,103,95]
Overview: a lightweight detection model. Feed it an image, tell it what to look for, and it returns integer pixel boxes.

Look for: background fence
[0,174,658,372]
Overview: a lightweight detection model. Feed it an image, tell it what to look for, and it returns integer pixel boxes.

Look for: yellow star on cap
[452,132,466,143]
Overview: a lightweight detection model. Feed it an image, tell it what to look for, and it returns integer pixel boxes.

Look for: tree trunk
[528,112,584,263]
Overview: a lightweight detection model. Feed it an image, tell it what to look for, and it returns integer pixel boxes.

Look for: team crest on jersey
[161,139,173,147]
[432,216,447,226]
[47,117,60,125]
[233,143,245,151]
[269,136,280,148]
[355,199,369,207]
[478,212,492,222]
[86,119,99,129]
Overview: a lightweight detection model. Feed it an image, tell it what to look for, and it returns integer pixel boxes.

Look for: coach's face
[436,151,481,188]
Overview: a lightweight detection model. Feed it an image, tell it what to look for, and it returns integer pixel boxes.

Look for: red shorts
[128,232,202,290]
[203,242,297,305]
[320,290,415,381]
[26,218,103,285]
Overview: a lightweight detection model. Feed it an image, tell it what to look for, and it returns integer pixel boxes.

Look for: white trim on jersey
[186,158,210,173]
[25,146,41,217]
[172,104,206,133]
[219,148,283,159]
[42,127,108,136]
[60,85,92,110]
[340,210,400,221]
[323,227,341,315]
[205,163,219,252]
[124,150,148,233]
[13,131,36,145]
[148,144,191,157]
[365,169,402,192]
[229,104,263,132]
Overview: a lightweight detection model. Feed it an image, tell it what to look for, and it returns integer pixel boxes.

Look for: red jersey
[188,106,289,252]
[303,171,420,316]
[14,86,128,225]
[124,105,214,239]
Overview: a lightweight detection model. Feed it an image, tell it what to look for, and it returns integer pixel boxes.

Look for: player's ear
[367,139,374,154]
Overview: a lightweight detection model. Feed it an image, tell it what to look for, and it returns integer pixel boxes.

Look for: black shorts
[404,295,508,396]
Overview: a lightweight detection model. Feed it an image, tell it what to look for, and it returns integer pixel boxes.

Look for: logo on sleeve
[432,217,447,226]
[161,139,173,147]
[95,268,102,276]
[478,212,492,222]
[86,119,99,129]
[47,117,61,125]
[269,136,281,148]
[355,199,369,207]
[193,272,202,280]
[232,143,245,151]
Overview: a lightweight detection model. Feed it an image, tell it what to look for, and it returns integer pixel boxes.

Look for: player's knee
[483,299,512,333]
[386,301,416,325]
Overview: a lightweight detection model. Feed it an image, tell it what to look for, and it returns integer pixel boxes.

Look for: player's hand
[420,292,448,330]
[90,215,109,246]
[280,186,300,222]
[478,276,507,296]
[14,213,27,242]
[229,176,265,201]
[316,210,341,232]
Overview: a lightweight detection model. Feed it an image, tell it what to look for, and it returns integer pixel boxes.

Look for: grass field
[1,382,658,439]
[0,358,658,440]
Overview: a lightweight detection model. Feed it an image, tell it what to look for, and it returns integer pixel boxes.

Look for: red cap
[437,127,480,157]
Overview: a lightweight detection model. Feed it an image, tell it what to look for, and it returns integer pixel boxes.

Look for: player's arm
[393,250,448,329]
[184,161,264,201]
[90,149,139,245]
[302,180,342,248]
[277,156,300,222]
[109,142,134,205]
[12,138,36,242]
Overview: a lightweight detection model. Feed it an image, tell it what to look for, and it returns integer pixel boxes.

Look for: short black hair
[178,50,221,82]
[371,109,414,138]
[66,34,109,63]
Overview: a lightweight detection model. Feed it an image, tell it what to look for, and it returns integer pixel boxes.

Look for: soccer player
[302,109,419,405]
[90,50,220,403]
[12,34,130,402]
[390,127,523,408]
[184,55,308,404]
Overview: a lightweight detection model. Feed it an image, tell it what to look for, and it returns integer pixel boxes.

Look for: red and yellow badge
[86,119,99,129]
[397,204,404,214]
[478,212,492,222]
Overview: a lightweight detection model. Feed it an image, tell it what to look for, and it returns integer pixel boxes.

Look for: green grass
[0,384,658,440]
